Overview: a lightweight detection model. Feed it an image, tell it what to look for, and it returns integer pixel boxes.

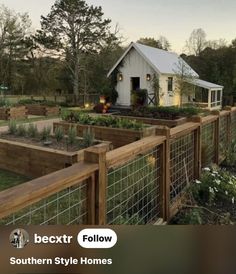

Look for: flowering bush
[192,167,236,206]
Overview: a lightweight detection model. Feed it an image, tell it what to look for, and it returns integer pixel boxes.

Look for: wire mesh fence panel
[0,181,88,225]
[231,112,236,142]
[170,132,195,204]
[219,116,229,161]
[107,147,161,225]
[201,122,216,167]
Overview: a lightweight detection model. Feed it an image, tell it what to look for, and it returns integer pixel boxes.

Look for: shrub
[55,126,64,142]
[19,99,58,107]
[8,120,17,135]
[18,99,37,105]
[67,126,77,145]
[27,123,38,138]
[191,167,236,206]
[104,87,118,105]
[123,106,201,119]
[131,89,148,107]
[82,127,95,147]
[41,126,51,141]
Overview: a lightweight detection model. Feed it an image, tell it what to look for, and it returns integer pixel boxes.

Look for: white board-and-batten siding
[116,48,154,106]
[115,48,180,106]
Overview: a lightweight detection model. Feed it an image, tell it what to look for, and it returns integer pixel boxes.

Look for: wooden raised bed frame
[26,105,60,116]
[0,138,109,178]
[53,121,157,148]
[112,114,187,128]
[0,106,27,120]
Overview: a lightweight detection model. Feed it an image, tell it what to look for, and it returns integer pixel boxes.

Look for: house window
[168,77,173,92]
[211,90,222,107]
[217,90,221,105]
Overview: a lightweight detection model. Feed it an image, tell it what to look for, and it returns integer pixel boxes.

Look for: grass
[0,169,30,192]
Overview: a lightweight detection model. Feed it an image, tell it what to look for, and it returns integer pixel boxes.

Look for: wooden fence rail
[0,107,236,224]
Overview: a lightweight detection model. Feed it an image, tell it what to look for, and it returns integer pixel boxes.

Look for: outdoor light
[99,96,106,104]
[146,74,151,81]
[85,103,90,109]
[118,73,123,81]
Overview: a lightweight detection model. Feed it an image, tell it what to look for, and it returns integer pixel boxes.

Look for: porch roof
[190,79,224,90]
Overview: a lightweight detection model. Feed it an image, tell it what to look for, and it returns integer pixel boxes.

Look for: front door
[131,77,140,91]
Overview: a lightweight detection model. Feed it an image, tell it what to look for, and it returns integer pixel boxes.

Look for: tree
[0,5,31,90]
[206,39,228,50]
[137,36,171,50]
[186,28,207,56]
[231,38,236,48]
[36,0,116,97]
[174,58,196,106]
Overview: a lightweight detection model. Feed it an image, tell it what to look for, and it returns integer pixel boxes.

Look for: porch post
[208,89,211,109]
[220,89,223,107]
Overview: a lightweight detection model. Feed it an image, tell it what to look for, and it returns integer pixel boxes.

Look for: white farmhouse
[107,42,223,110]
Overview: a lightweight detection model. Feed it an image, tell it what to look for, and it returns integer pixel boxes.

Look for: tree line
[0,1,235,104]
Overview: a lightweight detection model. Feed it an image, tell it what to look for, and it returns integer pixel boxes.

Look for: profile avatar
[10,229,29,249]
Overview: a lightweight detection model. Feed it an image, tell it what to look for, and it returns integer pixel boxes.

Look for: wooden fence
[0,108,236,225]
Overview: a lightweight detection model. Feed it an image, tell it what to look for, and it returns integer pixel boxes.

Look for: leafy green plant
[67,126,77,145]
[191,167,236,206]
[27,123,38,138]
[41,126,52,141]
[16,124,27,137]
[62,111,145,130]
[119,106,201,119]
[8,120,17,135]
[55,126,64,142]
[82,127,95,147]
[131,89,148,107]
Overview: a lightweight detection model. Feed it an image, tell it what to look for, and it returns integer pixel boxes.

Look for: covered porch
[188,79,224,110]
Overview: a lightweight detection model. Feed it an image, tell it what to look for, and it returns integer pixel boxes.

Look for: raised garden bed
[0,106,27,120]
[111,106,202,128]
[0,122,105,178]
[19,99,60,116]
[54,121,156,148]
[26,104,60,116]
[112,114,187,128]
[0,138,82,178]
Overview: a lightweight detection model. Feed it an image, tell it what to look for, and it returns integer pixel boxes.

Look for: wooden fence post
[84,143,110,225]
[211,110,220,165]
[191,116,202,179]
[156,126,170,222]
[86,173,96,225]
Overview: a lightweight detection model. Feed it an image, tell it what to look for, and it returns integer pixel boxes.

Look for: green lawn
[0,169,30,191]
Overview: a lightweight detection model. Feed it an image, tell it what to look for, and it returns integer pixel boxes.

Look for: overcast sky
[1,0,236,53]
